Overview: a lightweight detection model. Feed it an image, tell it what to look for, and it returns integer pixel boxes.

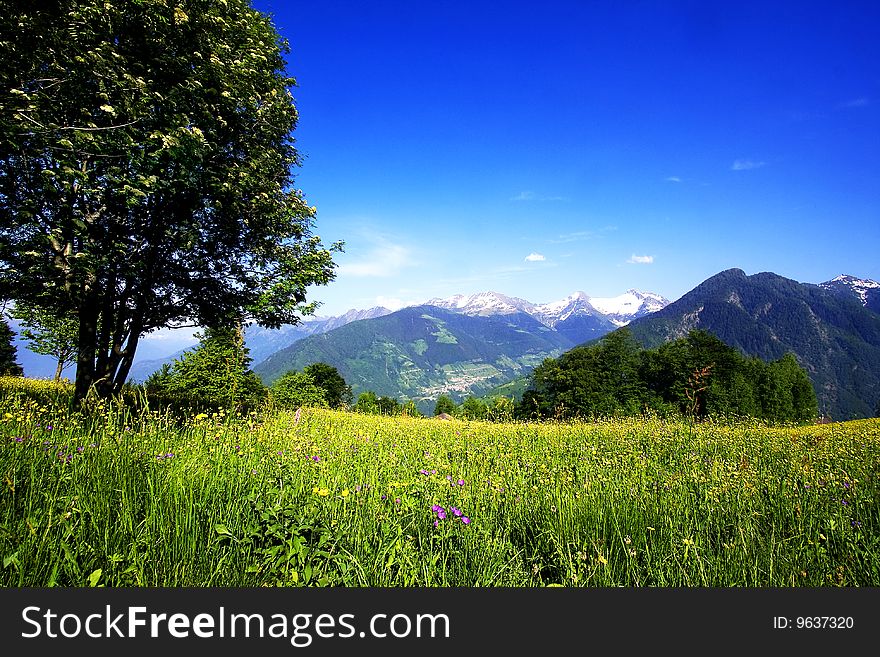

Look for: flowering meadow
[1,376,878,587]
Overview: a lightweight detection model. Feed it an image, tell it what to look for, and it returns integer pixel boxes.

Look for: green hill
[254,305,574,412]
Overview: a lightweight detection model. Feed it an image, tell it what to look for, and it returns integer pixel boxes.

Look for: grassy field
[1,376,878,587]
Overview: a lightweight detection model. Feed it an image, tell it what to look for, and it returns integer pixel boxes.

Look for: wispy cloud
[524,253,546,262]
[731,159,766,171]
[665,176,682,183]
[627,254,654,264]
[510,190,567,202]
[337,237,415,278]
[549,225,616,244]
[838,97,870,109]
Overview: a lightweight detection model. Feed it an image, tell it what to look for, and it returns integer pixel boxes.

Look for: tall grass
[1,376,878,586]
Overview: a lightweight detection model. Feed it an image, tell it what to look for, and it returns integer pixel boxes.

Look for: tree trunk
[73,293,100,405]
[53,359,63,382]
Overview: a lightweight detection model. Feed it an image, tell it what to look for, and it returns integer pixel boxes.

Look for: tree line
[516,328,819,423]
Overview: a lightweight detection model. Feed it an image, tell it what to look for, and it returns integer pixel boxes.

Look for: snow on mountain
[423,289,669,327]
[425,291,537,316]
[588,290,670,326]
[819,275,880,306]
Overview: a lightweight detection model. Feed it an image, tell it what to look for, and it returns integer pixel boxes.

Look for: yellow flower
[340,489,350,497]
[597,553,608,566]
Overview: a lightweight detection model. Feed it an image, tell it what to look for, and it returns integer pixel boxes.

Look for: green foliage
[625,268,880,420]
[302,362,352,409]
[434,394,458,416]
[8,301,78,380]
[353,391,380,414]
[519,328,819,424]
[145,326,266,412]
[269,371,328,410]
[353,390,421,417]
[0,0,341,403]
[460,396,488,420]
[0,319,23,376]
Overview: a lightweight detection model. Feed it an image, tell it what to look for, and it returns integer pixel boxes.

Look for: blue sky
[250,0,879,317]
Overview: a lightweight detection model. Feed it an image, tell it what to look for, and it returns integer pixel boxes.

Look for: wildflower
[341,489,349,497]
[457,479,465,486]
[597,554,608,566]
[461,516,470,525]
[451,507,463,517]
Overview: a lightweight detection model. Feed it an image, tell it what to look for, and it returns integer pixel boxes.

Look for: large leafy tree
[0,1,341,404]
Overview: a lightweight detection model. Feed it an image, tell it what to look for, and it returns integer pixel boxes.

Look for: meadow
[1,376,878,587]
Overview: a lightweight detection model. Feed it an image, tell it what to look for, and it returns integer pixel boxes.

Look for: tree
[434,395,458,417]
[353,391,380,414]
[8,301,77,381]
[0,1,342,404]
[376,395,401,415]
[269,370,327,410]
[302,362,352,408]
[145,325,265,411]
[0,319,23,376]
[460,396,488,420]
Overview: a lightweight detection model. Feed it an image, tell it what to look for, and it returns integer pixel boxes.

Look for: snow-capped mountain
[424,291,536,316]
[819,275,880,308]
[587,290,670,326]
[423,289,670,327]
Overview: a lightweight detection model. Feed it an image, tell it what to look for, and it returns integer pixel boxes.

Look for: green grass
[1,376,878,587]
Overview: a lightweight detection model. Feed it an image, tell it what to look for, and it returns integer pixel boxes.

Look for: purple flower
[451,507,463,517]
[76,446,84,453]
[394,498,401,504]
[431,504,442,512]
[312,455,320,462]
[457,479,465,487]
[461,516,471,525]
[437,510,447,520]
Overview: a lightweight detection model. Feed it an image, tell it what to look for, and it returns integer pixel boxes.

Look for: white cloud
[374,296,407,311]
[731,159,766,171]
[510,191,567,202]
[627,254,654,264]
[524,253,546,262]
[337,238,414,278]
[665,176,682,183]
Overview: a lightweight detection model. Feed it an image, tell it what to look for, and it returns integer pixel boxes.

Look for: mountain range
[252,289,669,414]
[622,269,880,420]
[8,270,880,420]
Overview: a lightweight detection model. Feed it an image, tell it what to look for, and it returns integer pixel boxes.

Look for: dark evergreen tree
[145,325,265,411]
[434,395,458,416]
[0,319,23,376]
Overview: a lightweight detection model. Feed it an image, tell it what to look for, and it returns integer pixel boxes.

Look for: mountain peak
[819,274,880,307]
